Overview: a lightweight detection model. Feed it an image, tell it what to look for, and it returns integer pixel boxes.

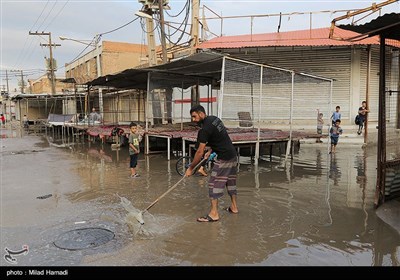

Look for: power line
[29,0,51,31]
[100,16,140,36]
[44,0,70,30]
[29,32,61,95]
[165,0,189,18]
[35,0,58,32]
[0,70,46,77]
[10,70,26,94]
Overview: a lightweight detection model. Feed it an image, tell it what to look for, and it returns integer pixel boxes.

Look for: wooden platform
[145,127,323,161]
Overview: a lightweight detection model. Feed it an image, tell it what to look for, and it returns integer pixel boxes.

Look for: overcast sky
[1,0,399,91]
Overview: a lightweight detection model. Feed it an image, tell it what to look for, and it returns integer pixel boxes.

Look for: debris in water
[36,194,52,199]
[117,195,145,225]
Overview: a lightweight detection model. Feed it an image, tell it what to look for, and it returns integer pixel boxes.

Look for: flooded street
[1,128,399,266]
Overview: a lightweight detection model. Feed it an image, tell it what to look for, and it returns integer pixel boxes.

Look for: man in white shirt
[89,108,101,124]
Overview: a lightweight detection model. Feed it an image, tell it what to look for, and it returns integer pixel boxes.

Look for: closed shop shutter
[222,46,352,122]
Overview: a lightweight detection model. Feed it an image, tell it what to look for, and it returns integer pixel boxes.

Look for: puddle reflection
[2,133,399,266]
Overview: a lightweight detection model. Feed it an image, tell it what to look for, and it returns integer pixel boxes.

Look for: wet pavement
[1,127,399,266]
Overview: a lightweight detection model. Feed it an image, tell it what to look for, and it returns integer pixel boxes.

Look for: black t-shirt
[197,116,236,160]
[358,106,366,120]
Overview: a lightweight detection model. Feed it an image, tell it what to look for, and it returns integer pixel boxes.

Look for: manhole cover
[54,227,114,250]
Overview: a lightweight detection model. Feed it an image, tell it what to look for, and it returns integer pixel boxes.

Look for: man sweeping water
[185,105,239,222]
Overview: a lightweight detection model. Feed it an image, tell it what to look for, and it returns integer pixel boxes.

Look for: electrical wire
[66,37,97,65]
[140,17,160,34]
[163,1,191,46]
[165,0,189,18]
[35,0,58,32]
[100,17,140,36]
[29,0,51,31]
[44,0,70,31]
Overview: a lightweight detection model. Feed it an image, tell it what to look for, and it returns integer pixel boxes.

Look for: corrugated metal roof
[198,27,400,49]
[339,13,400,40]
[87,52,224,89]
[10,92,85,100]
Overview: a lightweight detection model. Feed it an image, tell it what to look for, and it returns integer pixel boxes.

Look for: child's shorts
[330,136,339,145]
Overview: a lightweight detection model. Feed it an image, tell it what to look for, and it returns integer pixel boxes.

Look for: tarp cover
[47,114,76,125]
[86,52,224,90]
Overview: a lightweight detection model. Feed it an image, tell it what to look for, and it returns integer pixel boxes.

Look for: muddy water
[1,130,399,266]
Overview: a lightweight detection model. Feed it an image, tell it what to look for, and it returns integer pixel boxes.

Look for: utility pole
[140,9,157,67]
[158,0,172,122]
[20,70,25,94]
[5,70,10,95]
[145,13,162,123]
[29,32,60,95]
[137,1,169,64]
[11,70,26,93]
[190,0,200,108]
[137,1,170,124]
[158,0,168,63]
[94,34,104,120]
[190,0,200,52]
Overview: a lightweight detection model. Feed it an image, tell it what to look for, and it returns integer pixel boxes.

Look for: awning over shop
[86,52,225,90]
[10,92,85,100]
[60,78,77,84]
[339,13,400,40]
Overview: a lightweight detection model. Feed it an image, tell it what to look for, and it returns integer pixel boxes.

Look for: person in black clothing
[357,101,370,135]
[185,105,238,222]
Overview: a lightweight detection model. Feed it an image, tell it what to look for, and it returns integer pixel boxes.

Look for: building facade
[64,41,148,123]
[65,41,148,84]
[199,27,400,130]
[28,75,71,94]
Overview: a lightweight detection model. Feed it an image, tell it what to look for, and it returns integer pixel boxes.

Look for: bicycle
[176,152,217,176]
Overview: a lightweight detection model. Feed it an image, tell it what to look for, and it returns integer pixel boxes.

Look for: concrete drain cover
[54,227,114,250]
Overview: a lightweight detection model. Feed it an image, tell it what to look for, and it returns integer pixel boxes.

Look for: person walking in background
[0,114,5,127]
[185,105,238,222]
[316,109,324,143]
[329,119,343,154]
[128,122,140,178]
[357,101,370,135]
[23,114,29,129]
[330,106,341,126]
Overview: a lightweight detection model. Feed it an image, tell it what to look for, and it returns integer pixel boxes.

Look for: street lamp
[135,10,152,19]
[59,36,96,47]
[60,34,103,120]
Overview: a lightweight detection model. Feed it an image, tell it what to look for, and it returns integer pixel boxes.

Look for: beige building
[198,27,400,130]
[28,75,72,94]
[65,41,148,84]
[15,41,164,124]
[7,76,75,122]
[63,41,150,124]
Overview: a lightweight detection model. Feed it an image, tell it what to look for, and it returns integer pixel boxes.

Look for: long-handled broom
[135,157,208,225]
